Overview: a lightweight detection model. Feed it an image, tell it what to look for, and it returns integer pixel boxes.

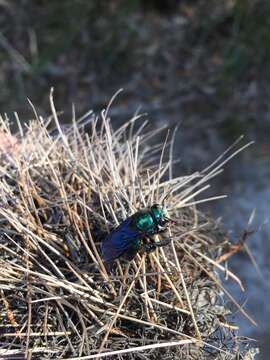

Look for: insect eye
[151,205,167,225]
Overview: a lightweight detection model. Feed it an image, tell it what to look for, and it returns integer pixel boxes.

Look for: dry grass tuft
[0,92,258,359]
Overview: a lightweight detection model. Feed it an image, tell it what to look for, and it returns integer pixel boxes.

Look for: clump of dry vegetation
[0,91,258,359]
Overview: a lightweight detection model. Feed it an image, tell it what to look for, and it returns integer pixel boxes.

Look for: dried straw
[0,93,258,359]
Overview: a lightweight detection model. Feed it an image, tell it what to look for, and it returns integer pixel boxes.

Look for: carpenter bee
[101,204,172,269]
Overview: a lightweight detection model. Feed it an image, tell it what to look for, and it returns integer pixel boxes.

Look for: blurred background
[0,0,269,358]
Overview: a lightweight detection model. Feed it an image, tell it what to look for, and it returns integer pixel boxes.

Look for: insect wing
[101,217,141,263]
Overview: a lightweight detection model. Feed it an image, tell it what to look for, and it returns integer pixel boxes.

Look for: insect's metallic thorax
[131,210,155,234]
[130,205,168,234]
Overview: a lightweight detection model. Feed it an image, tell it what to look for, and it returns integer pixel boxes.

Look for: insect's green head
[150,204,169,227]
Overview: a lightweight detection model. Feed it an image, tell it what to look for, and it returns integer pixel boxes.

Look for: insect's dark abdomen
[121,238,143,261]
[101,217,142,264]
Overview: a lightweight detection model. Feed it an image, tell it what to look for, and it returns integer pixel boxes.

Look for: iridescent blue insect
[101,204,171,268]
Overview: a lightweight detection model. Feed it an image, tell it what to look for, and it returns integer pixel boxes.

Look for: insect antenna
[161,188,173,206]
[169,125,180,181]
[137,175,147,208]
[155,129,170,203]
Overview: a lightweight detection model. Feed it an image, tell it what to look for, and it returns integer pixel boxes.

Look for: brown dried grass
[0,91,258,359]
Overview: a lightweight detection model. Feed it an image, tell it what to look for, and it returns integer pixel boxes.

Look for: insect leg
[143,238,172,253]
[143,243,158,254]
[153,238,172,247]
